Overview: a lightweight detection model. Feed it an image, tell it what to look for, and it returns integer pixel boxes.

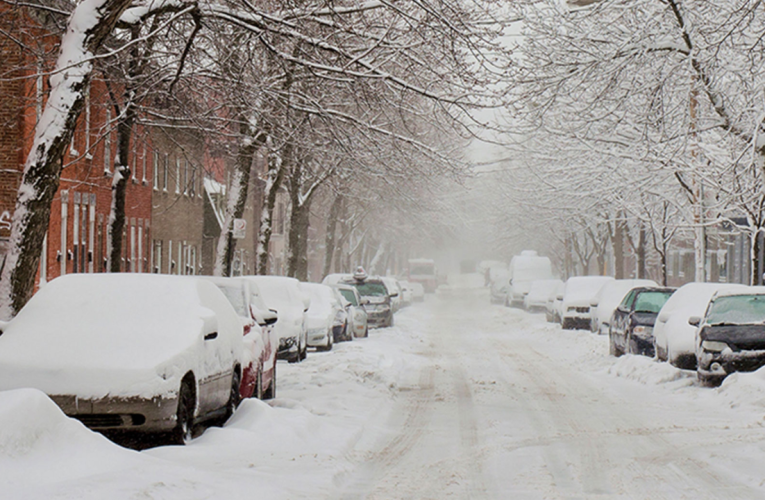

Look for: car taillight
[243,324,251,336]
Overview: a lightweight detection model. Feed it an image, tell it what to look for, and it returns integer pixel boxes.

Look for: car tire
[609,332,623,357]
[172,376,196,445]
[264,366,276,400]
[223,368,242,423]
[255,364,265,400]
[317,331,333,352]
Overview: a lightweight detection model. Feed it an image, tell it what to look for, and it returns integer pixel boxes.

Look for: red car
[203,277,278,400]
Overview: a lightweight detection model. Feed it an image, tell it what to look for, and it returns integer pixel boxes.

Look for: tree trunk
[0,0,133,319]
[614,218,625,279]
[637,223,647,279]
[256,144,289,275]
[212,125,263,277]
[751,230,762,286]
[286,199,311,280]
[322,192,344,278]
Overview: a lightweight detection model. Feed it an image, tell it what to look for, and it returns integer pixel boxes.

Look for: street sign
[233,218,246,239]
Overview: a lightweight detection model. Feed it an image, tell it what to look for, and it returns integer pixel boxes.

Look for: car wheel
[223,368,242,423]
[363,326,369,338]
[263,363,276,400]
[255,364,265,400]
[317,331,333,352]
[173,377,195,445]
[609,332,622,357]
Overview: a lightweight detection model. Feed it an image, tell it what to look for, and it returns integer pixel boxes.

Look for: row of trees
[0,0,510,318]
[482,0,765,286]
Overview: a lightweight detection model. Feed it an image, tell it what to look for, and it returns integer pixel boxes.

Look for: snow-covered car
[590,279,658,335]
[546,281,565,323]
[560,276,614,329]
[302,282,350,350]
[398,280,415,307]
[653,282,746,369]
[409,281,426,302]
[489,269,510,305]
[321,273,352,286]
[0,274,244,444]
[693,287,765,385]
[524,279,563,312]
[507,251,553,307]
[248,276,310,363]
[203,276,278,400]
[608,287,675,357]
[382,277,404,312]
[342,272,395,328]
[333,284,369,337]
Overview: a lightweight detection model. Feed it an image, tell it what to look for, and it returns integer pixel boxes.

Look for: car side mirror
[202,315,218,340]
[361,298,370,305]
[657,311,669,323]
[688,316,701,327]
[262,309,278,326]
[590,300,599,307]
[556,294,563,301]
[390,292,399,298]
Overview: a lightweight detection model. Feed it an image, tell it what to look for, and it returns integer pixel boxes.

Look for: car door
[612,290,637,351]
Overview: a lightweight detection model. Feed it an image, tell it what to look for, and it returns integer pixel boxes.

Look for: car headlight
[701,340,729,352]
[632,326,653,337]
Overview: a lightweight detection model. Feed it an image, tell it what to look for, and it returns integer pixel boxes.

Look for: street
[6,277,765,499]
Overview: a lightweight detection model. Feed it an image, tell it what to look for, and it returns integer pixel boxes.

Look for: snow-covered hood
[365,296,389,305]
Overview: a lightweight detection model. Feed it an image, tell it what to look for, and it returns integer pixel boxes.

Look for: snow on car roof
[0,274,233,396]
[713,286,765,298]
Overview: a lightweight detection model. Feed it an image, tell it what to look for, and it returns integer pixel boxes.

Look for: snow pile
[0,389,139,486]
[717,367,765,410]
[607,354,695,387]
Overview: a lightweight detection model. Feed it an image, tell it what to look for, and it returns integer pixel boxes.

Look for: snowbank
[607,354,695,387]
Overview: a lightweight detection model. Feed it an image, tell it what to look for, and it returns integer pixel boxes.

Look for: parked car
[248,276,310,363]
[382,277,404,312]
[322,273,352,286]
[342,268,395,328]
[524,279,563,312]
[409,281,426,302]
[590,279,658,335]
[693,287,765,385]
[398,280,415,306]
[653,282,746,369]
[203,276,278,400]
[0,274,244,444]
[507,251,553,307]
[560,276,614,329]
[609,287,675,357]
[333,284,369,338]
[489,268,510,305]
[407,258,438,292]
[546,281,566,323]
[302,282,350,350]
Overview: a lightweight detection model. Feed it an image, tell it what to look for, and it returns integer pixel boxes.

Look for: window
[153,152,159,190]
[163,154,169,192]
[152,239,162,273]
[175,158,181,194]
[184,160,189,196]
[142,145,147,184]
[190,167,196,197]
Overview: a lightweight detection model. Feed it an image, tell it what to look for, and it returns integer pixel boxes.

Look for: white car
[398,280,415,307]
[560,276,614,330]
[334,284,369,338]
[653,282,746,369]
[382,277,404,312]
[546,281,565,323]
[507,251,553,306]
[248,276,310,363]
[590,279,657,334]
[524,279,563,312]
[0,274,244,444]
[409,281,425,302]
[302,282,349,350]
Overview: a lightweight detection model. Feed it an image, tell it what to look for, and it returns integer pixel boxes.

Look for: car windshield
[633,291,673,314]
[338,288,358,306]
[216,284,248,317]
[350,281,388,297]
[706,295,765,325]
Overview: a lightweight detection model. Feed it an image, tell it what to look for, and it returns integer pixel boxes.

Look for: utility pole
[690,77,706,282]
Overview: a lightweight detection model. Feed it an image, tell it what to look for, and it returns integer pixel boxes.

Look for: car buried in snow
[560,276,614,330]
[590,279,658,335]
[202,276,278,400]
[302,282,352,350]
[0,274,245,445]
[693,287,765,385]
[608,286,675,357]
[524,279,563,312]
[332,284,369,338]
[341,268,395,328]
[247,276,311,363]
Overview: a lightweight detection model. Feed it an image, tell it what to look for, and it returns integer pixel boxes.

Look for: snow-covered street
[6,276,765,499]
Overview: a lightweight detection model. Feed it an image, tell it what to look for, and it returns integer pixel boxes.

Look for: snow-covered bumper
[697,346,765,384]
[364,304,392,327]
[562,306,591,329]
[49,393,178,433]
[630,326,655,357]
[306,327,330,347]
